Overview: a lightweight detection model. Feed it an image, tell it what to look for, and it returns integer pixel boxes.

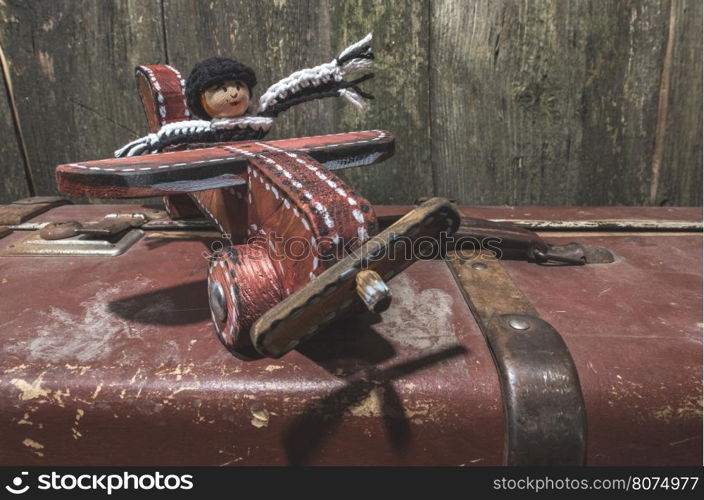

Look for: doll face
[201,80,250,118]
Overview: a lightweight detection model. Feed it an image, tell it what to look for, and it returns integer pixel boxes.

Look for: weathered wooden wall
[0,0,701,206]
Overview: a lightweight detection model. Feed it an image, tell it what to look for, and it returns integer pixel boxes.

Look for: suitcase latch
[0,212,164,257]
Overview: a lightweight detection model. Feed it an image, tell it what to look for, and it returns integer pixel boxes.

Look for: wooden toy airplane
[56,63,460,359]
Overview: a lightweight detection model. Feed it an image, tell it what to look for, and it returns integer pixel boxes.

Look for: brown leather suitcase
[0,200,700,466]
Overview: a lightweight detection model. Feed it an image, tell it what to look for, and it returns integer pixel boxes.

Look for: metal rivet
[509,318,530,330]
[209,281,227,325]
[471,262,488,270]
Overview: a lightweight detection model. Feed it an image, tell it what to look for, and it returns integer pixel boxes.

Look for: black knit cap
[185,57,257,119]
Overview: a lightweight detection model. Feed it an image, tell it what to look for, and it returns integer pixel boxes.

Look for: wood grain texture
[0,0,700,206]
[0,0,165,198]
[430,0,683,206]
[0,62,28,203]
[652,0,702,206]
[432,0,587,205]
[330,0,434,204]
[577,0,670,205]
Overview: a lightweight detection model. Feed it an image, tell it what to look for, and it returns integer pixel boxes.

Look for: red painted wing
[56,130,394,198]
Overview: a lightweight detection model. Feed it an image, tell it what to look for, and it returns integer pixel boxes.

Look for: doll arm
[256,33,375,118]
[114,117,273,157]
[114,120,213,157]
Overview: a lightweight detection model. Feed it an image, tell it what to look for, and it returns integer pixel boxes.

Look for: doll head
[185,57,257,119]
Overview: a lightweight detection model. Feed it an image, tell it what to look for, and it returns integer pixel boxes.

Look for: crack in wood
[650,0,677,205]
[0,38,34,197]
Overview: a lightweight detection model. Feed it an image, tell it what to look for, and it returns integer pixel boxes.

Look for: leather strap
[447,250,587,465]
[0,197,71,225]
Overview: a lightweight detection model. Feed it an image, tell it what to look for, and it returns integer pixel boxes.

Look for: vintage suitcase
[0,200,700,466]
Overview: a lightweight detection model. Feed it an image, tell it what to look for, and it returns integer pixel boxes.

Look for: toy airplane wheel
[208,244,284,360]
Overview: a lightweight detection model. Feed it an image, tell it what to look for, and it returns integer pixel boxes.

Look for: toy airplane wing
[56,130,394,198]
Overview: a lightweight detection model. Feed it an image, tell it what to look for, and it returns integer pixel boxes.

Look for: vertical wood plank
[431,0,588,205]
[0,0,165,196]
[578,0,670,205]
[653,0,702,206]
[430,0,672,206]
[0,68,29,202]
[330,0,433,204]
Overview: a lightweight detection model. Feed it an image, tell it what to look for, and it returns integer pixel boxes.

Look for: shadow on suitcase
[283,344,468,465]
